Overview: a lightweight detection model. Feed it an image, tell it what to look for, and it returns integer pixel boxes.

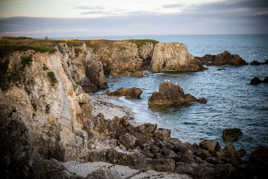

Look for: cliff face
[3,38,260,179]
[150,43,204,72]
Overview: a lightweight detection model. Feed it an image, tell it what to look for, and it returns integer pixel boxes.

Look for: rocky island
[0,37,267,179]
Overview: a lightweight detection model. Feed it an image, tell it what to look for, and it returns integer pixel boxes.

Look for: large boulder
[199,140,220,154]
[109,71,144,78]
[148,81,206,108]
[250,77,268,85]
[106,87,143,99]
[222,128,243,142]
[196,51,248,66]
[150,42,204,72]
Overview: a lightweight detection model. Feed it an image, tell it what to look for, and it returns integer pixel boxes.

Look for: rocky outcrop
[250,77,268,85]
[150,43,205,72]
[148,81,206,109]
[222,128,243,142]
[196,51,248,66]
[250,60,268,65]
[106,87,143,99]
[110,71,145,78]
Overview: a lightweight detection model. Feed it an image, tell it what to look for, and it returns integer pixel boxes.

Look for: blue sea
[91,35,268,153]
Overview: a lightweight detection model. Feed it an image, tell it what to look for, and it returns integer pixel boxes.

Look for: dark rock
[223,144,241,165]
[250,77,262,85]
[238,149,246,158]
[196,51,248,66]
[154,128,171,140]
[199,140,220,153]
[137,123,157,136]
[250,60,261,65]
[263,77,268,83]
[222,128,243,142]
[106,87,142,99]
[148,81,206,108]
[119,133,137,149]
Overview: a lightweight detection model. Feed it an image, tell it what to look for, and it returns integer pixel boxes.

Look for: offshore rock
[196,51,248,66]
[109,71,144,78]
[150,42,205,73]
[106,87,143,99]
[148,81,206,108]
[222,128,243,142]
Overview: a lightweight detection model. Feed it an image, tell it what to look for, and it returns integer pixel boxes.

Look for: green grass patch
[47,71,57,87]
[21,54,33,67]
[124,39,159,48]
[42,64,49,71]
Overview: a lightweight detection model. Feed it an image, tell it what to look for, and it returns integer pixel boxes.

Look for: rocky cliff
[1,37,266,179]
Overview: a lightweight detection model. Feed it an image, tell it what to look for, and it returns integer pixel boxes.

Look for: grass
[123,39,159,48]
[21,55,33,68]
[47,71,57,87]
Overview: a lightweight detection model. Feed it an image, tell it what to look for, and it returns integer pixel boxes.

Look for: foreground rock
[150,42,205,73]
[106,87,143,99]
[250,77,268,85]
[222,128,243,142]
[196,51,248,66]
[148,81,206,108]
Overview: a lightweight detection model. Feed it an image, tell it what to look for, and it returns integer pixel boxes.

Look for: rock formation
[250,60,268,65]
[250,77,268,85]
[1,37,267,179]
[148,81,206,109]
[106,87,143,99]
[222,128,243,142]
[150,42,205,72]
[196,51,248,66]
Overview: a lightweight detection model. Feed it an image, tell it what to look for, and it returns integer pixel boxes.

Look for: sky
[0,0,268,37]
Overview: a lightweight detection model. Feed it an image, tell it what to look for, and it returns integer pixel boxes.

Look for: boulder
[154,128,171,140]
[119,133,137,149]
[222,144,241,165]
[148,81,206,108]
[196,51,248,66]
[250,77,262,85]
[150,42,205,73]
[106,87,143,99]
[264,77,268,83]
[199,140,220,153]
[250,60,261,65]
[222,128,243,142]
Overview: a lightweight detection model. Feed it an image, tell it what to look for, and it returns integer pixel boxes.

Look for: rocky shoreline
[1,37,267,179]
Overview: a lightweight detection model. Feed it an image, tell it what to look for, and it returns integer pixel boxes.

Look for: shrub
[42,64,48,71]
[21,55,33,68]
[47,71,57,86]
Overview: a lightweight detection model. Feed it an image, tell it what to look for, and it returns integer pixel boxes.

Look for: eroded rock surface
[148,81,206,108]
[222,128,243,142]
[151,43,205,72]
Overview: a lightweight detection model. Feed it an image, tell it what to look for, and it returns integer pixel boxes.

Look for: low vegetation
[124,39,159,48]
[21,55,33,68]
[47,71,57,87]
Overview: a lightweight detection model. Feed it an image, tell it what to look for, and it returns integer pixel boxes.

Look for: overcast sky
[0,0,268,37]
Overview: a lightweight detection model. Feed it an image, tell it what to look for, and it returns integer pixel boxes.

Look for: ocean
[93,35,268,153]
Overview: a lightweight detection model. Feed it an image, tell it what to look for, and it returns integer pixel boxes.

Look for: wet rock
[154,128,171,140]
[137,123,157,135]
[109,71,144,77]
[196,51,248,66]
[148,81,206,108]
[222,128,243,142]
[250,60,261,65]
[150,42,205,73]
[238,149,246,158]
[250,77,262,85]
[199,140,220,153]
[106,87,143,99]
[263,77,268,83]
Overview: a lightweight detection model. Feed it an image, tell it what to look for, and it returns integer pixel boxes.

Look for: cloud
[162,4,184,9]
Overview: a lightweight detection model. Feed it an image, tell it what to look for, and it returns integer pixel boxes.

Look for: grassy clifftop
[0,36,159,57]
